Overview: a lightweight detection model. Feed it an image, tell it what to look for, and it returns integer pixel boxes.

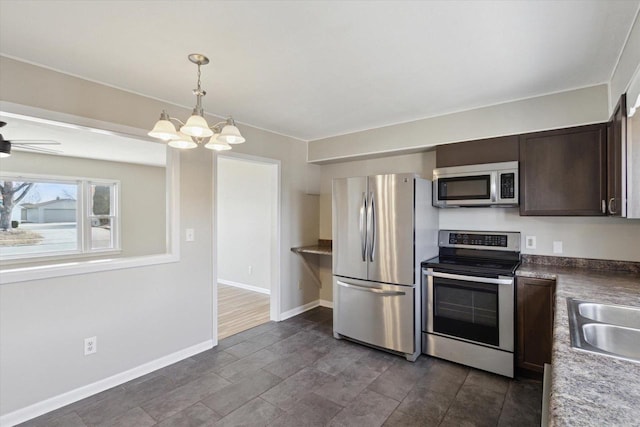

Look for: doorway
[213,153,280,342]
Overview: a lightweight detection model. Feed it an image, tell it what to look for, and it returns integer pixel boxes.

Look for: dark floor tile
[215,332,251,350]
[18,411,87,427]
[126,374,178,406]
[156,402,221,427]
[261,367,336,411]
[382,409,436,427]
[269,392,343,426]
[266,330,333,357]
[314,351,393,406]
[262,347,327,379]
[76,388,138,425]
[463,369,510,395]
[278,316,317,330]
[248,331,286,347]
[367,356,432,401]
[142,371,230,421]
[214,397,283,427]
[395,388,452,425]
[313,342,369,376]
[230,322,278,341]
[214,348,281,383]
[416,358,469,399]
[310,318,334,336]
[96,406,155,427]
[189,350,239,372]
[299,307,333,323]
[201,369,282,416]
[225,340,268,358]
[329,389,399,427]
[439,383,506,427]
[498,379,542,427]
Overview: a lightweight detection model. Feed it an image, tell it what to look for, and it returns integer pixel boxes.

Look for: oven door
[423,269,514,352]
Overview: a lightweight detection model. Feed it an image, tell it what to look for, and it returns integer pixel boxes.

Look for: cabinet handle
[608,198,617,215]
[602,200,606,214]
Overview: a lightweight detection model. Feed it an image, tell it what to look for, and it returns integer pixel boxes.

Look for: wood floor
[218,284,270,339]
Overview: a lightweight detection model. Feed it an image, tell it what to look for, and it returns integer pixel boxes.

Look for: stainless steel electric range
[421,230,521,378]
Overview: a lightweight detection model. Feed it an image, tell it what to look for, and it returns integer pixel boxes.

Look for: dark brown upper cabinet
[435,135,519,168]
[607,94,627,217]
[519,123,607,216]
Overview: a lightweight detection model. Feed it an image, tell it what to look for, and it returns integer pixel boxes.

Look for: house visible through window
[0,174,120,261]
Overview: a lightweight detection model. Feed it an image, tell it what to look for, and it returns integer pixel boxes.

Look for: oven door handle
[337,280,405,296]
[424,270,513,285]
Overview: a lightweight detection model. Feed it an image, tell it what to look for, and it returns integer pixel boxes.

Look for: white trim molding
[0,340,213,427]
[319,299,334,309]
[218,279,270,295]
[279,300,321,321]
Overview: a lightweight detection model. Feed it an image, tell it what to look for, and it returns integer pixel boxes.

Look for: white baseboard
[219,279,270,295]
[0,340,213,427]
[279,300,320,320]
[319,299,334,309]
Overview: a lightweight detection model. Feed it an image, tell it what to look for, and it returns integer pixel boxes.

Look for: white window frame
[0,172,121,263]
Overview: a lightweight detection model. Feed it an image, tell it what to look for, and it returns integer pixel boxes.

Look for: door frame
[212,151,282,346]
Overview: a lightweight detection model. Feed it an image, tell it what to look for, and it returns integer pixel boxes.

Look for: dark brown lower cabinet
[517,277,556,377]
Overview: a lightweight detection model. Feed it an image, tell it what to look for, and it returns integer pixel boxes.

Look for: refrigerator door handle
[359,192,367,262]
[337,280,406,296]
[367,192,376,262]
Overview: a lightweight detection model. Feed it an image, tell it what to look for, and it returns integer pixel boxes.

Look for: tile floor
[20,307,542,427]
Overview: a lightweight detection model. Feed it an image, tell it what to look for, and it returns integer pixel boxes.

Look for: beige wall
[0,56,318,416]
[0,151,166,259]
[217,156,277,291]
[308,84,609,163]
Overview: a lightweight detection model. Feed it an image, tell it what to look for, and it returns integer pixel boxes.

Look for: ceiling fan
[0,121,62,158]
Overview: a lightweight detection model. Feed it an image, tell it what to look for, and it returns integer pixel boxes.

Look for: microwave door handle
[359,192,367,262]
[490,171,498,202]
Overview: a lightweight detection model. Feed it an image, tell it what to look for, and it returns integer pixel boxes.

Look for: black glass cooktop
[423,256,520,276]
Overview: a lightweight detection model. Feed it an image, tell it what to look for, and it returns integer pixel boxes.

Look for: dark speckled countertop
[517,262,640,426]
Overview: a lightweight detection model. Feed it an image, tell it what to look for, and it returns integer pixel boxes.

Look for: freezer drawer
[334,276,415,355]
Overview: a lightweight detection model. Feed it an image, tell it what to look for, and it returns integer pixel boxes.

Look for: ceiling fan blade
[12,145,62,155]
[10,140,61,145]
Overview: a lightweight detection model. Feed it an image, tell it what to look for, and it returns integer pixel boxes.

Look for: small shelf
[291,240,332,287]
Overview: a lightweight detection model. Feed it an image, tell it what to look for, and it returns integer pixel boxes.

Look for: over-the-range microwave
[433,161,519,208]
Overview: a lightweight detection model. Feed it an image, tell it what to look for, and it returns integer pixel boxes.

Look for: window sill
[0,252,179,285]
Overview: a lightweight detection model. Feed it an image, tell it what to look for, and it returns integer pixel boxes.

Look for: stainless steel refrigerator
[332,173,438,361]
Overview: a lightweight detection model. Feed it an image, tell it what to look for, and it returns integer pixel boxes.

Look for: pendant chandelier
[148,54,245,151]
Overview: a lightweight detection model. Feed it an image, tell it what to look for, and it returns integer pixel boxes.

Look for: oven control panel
[448,233,507,247]
[439,230,521,252]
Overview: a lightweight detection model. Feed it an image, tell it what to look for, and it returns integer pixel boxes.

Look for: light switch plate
[185,228,195,242]
[553,241,563,254]
[525,236,537,249]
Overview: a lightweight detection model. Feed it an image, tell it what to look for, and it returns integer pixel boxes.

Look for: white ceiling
[0,0,639,141]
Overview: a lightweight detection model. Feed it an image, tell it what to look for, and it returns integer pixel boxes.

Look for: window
[0,173,120,261]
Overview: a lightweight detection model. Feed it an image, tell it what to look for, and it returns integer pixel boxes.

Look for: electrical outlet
[185,228,195,242]
[525,235,537,249]
[84,336,97,356]
[553,241,563,254]
[248,265,253,275]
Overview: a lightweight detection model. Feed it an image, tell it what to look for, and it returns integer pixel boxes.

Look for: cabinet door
[519,124,607,216]
[607,94,627,217]
[517,277,555,374]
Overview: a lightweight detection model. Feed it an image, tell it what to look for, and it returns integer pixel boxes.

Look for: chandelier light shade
[205,134,232,151]
[148,53,245,151]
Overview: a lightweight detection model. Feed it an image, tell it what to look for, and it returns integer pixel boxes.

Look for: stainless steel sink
[581,323,640,360]
[578,302,640,329]
[567,298,640,363]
